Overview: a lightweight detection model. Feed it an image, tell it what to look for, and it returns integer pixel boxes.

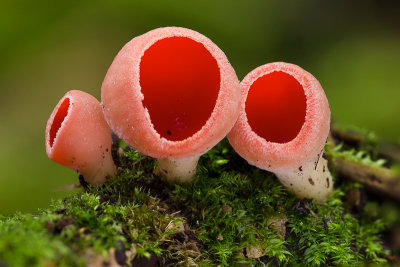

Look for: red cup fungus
[45,90,116,185]
[101,27,241,182]
[228,62,332,202]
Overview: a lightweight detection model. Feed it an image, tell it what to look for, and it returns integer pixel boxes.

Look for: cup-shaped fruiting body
[45,90,116,185]
[102,27,240,183]
[228,62,332,202]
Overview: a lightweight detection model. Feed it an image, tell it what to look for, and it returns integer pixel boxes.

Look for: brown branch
[330,127,370,145]
[333,157,400,202]
[379,142,400,165]
[331,127,400,164]
[329,127,400,202]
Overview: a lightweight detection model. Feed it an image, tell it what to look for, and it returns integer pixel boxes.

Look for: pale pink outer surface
[228,62,331,172]
[101,27,241,159]
[45,90,115,185]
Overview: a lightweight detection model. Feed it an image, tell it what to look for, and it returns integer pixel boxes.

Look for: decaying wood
[333,157,400,202]
[331,127,400,164]
[379,142,400,165]
[329,127,400,202]
[330,127,371,145]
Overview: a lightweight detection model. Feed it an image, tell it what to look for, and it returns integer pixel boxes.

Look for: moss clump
[326,142,387,169]
[171,140,389,266]
[0,138,394,266]
[0,212,81,267]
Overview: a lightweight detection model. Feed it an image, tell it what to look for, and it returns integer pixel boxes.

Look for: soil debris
[131,253,163,267]
[344,188,366,216]
[114,241,127,266]
[46,215,74,234]
[292,198,312,215]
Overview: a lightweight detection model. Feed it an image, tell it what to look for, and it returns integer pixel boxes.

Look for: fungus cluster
[45,27,332,201]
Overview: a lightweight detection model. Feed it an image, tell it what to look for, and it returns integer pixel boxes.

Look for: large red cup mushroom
[101,27,240,183]
[45,90,116,185]
[228,62,332,202]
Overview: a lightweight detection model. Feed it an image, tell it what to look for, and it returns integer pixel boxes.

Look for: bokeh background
[1,0,399,214]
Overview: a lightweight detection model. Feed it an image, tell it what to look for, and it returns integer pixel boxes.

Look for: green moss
[0,138,393,266]
[0,157,184,266]
[326,142,387,169]
[173,140,389,266]
[0,212,81,266]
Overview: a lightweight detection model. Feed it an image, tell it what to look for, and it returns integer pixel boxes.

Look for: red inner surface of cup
[50,97,70,147]
[245,71,307,143]
[140,37,220,141]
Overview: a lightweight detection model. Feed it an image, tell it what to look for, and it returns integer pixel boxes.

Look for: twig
[331,127,400,164]
[329,127,400,202]
[330,127,371,145]
[333,157,400,202]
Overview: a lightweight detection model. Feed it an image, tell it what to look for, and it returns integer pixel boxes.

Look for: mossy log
[1,132,399,266]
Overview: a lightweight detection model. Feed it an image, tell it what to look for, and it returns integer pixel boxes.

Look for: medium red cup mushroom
[228,62,332,202]
[101,27,240,182]
[45,90,116,185]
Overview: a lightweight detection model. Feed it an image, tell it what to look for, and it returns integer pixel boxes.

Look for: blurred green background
[1,0,399,214]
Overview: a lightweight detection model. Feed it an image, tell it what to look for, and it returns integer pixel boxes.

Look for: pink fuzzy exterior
[228,62,330,172]
[45,90,115,185]
[101,27,240,159]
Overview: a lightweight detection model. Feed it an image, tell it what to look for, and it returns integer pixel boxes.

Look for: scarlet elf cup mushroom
[101,27,241,183]
[45,90,116,185]
[228,62,332,202]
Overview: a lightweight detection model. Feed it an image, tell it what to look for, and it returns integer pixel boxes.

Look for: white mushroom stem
[275,152,333,202]
[156,156,200,183]
[80,151,117,186]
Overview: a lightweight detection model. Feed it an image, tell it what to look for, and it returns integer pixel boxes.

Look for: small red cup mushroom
[228,62,332,202]
[45,90,116,185]
[101,27,240,183]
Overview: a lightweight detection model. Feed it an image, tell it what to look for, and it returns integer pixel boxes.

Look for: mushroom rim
[108,26,240,159]
[46,94,73,156]
[229,62,330,170]
[136,28,224,145]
